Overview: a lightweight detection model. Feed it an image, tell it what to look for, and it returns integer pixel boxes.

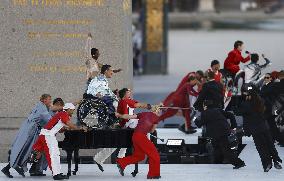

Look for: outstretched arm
[115,112,138,120]
[65,121,88,132]
[134,103,152,110]
[260,54,271,69]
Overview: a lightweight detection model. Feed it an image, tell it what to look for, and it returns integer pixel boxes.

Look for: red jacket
[224,49,250,74]
[177,72,196,90]
[207,68,222,83]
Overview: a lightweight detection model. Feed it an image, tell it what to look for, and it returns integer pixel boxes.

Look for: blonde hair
[40,94,51,102]
[151,103,163,114]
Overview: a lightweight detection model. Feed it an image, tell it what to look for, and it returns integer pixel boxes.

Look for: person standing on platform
[85,48,122,91]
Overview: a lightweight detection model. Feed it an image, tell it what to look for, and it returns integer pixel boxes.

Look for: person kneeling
[195,100,245,169]
[30,103,88,180]
[115,106,161,179]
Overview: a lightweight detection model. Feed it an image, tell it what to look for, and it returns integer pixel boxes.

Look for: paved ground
[1,135,283,181]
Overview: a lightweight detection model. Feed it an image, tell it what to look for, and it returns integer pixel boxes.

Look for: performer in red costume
[117,88,151,128]
[31,103,87,180]
[207,60,223,83]
[224,40,250,76]
[160,76,198,134]
[115,107,161,179]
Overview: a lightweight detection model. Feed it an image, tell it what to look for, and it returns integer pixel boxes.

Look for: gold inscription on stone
[28,32,88,39]
[146,0,164,52]
[29,64,86,73]
[33,50,83,57]
[23,19,93,25]
[13,0,104,7]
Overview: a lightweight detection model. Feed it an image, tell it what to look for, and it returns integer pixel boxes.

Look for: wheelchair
[77,94,119,129]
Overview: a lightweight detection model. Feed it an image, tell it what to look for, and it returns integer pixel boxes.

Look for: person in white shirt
[87,64,118,113]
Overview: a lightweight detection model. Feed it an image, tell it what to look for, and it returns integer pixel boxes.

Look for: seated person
[224,40,250,77]
[86,64,118,113]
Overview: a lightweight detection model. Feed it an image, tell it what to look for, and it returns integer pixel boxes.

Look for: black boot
[147,176,161,179]
[94,161,104,172]
[116,163,124,176]
[14,166,25,177]
[233,162,246,169]
[264,164,272,172]
[53,173,69,180]
[274,162,282,169]
[29,163,46,176]
[178,124,197,134]
[1,165,13,178]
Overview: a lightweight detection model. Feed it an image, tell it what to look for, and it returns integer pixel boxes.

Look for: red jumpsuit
[161,83,198,129]
[117,112,160,178]
[32,111,70,176]
[224,49,250,75]
[208,68,222,83]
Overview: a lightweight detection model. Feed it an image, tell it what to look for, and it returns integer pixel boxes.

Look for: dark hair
[203,99,214,108]
[53,98,64,106]
[119,88,129,99]
[211,60,220,67]
[113,89,119,95]
[188,75,196,82]
[196,70,204,78]
[101,64,111,74]
[250,53,259,63]
[234,40,243,49]
[242,84,265,113]
[207,71,215,80]
[91,48,99,55]
[251,93,266,113]
[40,94,51,101]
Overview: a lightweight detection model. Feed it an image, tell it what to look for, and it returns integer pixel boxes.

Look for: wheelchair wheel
[77,98,109,128]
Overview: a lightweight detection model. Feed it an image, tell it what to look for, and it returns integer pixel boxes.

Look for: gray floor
[1,134,283,181]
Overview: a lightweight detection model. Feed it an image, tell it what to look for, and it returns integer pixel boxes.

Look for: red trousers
[117,132,160,177]
[161,92,191,129]
[32,135,61,176]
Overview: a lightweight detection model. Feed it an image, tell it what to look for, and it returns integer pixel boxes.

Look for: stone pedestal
[0,0,132,162]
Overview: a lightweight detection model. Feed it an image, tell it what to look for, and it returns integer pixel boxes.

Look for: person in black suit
[240,84,282,172]
[260,73,282,144]
[194,71,224,112]
[195,100,245,169]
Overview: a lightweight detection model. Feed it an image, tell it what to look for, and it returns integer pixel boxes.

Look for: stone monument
[0,0,132,162]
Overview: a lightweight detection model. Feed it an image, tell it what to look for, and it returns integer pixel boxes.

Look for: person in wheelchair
[195,100,245,169]
[86,64,118,114]
[244,53,271,87]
